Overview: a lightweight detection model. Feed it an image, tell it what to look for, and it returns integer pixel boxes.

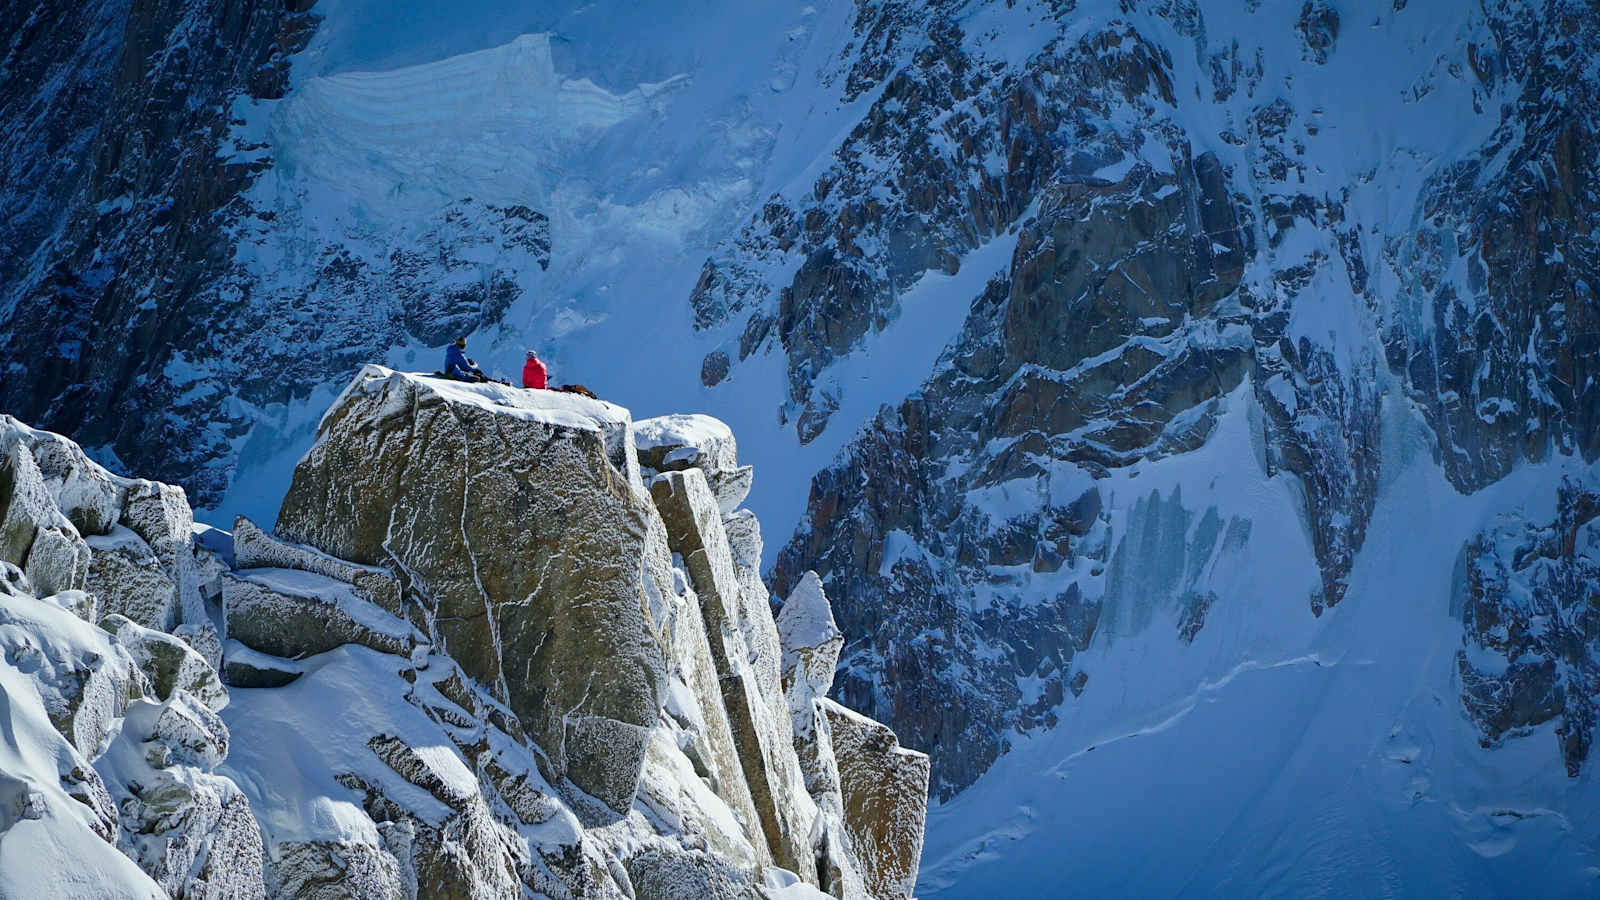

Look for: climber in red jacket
[521,350,548,390]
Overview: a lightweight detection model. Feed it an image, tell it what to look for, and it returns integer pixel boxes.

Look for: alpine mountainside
[3,0,1599,895]
[746,0,1600,800]
[0,370,929,899]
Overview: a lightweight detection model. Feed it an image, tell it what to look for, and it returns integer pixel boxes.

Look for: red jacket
[522,356,548,389]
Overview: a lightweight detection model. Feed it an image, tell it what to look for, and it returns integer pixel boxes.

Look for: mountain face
[753,0,1600,800]
[4,0,1600,895]
[0,0,317,499]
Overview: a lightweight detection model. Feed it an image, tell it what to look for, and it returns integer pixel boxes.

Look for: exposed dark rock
[0,0,320,505]
[1457,476,1600,776]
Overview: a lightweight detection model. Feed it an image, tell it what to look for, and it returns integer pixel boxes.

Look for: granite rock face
[819,701,930,900]
[274,366,669,816]
[650,469,818,882]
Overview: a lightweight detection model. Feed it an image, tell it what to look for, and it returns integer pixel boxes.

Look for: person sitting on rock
[444,337,488,383]
[522,349,548,390]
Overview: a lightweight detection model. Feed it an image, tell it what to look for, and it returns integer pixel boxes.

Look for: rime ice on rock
[636,413,755,515]
[0,417,272,898]
[820,700,930,900]
[777,572,845,710]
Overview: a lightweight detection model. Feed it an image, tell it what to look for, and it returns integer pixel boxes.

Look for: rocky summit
[0,371,928,899]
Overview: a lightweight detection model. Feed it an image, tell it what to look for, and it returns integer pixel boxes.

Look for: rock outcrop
[273,366,667,816]
[3,384,932,898]
[650,468,817,881]
[0,415,269,899]
[176,367,932,899]
[1458,476,1600,776]
[818,702,929,900]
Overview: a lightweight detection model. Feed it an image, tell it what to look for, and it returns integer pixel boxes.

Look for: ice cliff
[0,369,928,899]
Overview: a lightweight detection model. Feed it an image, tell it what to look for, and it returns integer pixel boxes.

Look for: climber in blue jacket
[444,337,487,382]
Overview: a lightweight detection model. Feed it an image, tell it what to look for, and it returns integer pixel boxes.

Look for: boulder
[273,840,408,900]
[174,619,223,672]
[5,417,125,536]
[119,481,193,565]
[0,593,142,759]
[100,691,267,897]
[819,700,929,900]
[636,414,755,515]
[119,480,204,625]
[222,568,421,659]
[1,438,74,568]
[233,516,403,617]
[86,525,179,631]
[273,366,670,815]
[220,640,304,689]
[24,524,90,597]
[124,690,229,771]
[101,614,228,712]
[650,468,817,882]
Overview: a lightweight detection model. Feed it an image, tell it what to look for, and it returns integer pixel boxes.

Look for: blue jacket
[445,344,475,377]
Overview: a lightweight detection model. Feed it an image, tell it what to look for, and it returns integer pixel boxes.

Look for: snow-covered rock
[775,575,866,900]
[86,526,179,631]
[274,365,666,816]
[777,573,845,721]
[1,437,84,596]
[232,515,403,616]
[0,341,923,898]
[221,567,421,659]
[637,414,756,516]
[8,420,126,537]
[650,468,819,881]
[1458,476,1600,775]
[219,372,919,897]
[100,614,228,713]
[0,416,271,897]
[819,701,929,900]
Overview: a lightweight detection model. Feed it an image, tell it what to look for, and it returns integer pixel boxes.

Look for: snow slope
[920,394,1600,896]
